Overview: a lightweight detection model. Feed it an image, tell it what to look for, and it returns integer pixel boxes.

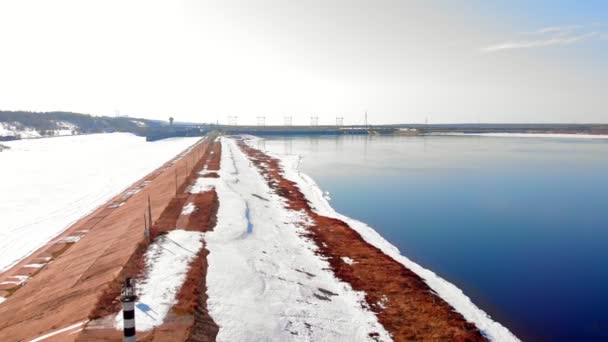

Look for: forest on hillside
[0,111,162,139]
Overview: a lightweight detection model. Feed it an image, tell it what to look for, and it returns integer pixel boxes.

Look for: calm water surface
[261,135,608,341]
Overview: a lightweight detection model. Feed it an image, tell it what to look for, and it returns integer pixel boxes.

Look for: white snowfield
[115,229,204,331]
[205,138,391,341]
[0,133,199,272]
[258,140,521,342]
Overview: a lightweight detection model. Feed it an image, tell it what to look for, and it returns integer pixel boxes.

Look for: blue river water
[260,135,608,341]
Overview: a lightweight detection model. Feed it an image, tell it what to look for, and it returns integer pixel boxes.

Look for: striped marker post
[121,278,136,342]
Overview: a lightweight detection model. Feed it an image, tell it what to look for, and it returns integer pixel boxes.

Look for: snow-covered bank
[0,133,200,272]
[204,138,390,341]
[115,229,203,331]
[252,140,520,342]
[429,132,608,140]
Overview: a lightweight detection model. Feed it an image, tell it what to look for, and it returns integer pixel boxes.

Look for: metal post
[147,196,152,229]
[144,212,150,241]
[121,278,136,342]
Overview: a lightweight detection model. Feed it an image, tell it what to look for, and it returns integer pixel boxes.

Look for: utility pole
[284,116,292,126]
[364,111,368,128]
[257,116,266,126]
[336,117,344,126]
[174,169,178,195]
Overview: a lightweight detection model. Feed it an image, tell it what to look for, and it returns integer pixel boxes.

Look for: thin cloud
[481,25,605,53]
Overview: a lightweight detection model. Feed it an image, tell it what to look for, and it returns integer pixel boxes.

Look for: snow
[204,138,391,341]
[130,120,147,127]
[270,146,521,342]
[0,122,18,137]
[0,275,29,286]
[181,202,196,215]
[0,297,5,304]
[115,229,204,331]
[0,122,41,138]
[53,121,78,136]
[429,132,608,140]
[341,257,356,265]
[189,177,218,194]
[0,133,200,272]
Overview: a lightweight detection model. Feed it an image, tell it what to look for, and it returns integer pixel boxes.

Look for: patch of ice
[24,263,45,268]
[115,229,204,331]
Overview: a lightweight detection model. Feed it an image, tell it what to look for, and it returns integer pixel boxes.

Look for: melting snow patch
[341,257,356,265]
[190,177,218,193]
[377,295,389,309]
[57,236,82,243]
[181,202,197,215]
[24,263,45,268]
[0,297,5,304]
[1,275,29,286]
[115,229,203,331]
[108,202,125,209]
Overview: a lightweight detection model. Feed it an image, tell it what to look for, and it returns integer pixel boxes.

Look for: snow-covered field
[429,132,608,140]
[204,138,391,341]
[247,137,520,342]
[0,133,199,272]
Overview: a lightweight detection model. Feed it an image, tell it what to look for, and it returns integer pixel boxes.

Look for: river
[261,134,608,341]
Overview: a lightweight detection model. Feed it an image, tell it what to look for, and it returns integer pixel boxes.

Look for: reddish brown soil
[80,138,221,341]
[0,136,215,342]
[238,141,488,342]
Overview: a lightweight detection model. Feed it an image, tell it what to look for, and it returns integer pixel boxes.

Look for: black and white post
[121,277,136,342]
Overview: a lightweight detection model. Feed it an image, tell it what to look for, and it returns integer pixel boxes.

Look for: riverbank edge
[242,136,520,342]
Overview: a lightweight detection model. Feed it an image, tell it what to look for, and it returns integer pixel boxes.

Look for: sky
[0,0,606,125]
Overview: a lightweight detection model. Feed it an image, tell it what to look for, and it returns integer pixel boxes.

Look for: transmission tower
[364,111,368,127]
[257,116,266,126]
[228,116,238,126]
[336,117,344,126]
[284,116,293,126]
[310,116,319,126]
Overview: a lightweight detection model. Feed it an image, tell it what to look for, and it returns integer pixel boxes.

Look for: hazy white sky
[0,0,606,124]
